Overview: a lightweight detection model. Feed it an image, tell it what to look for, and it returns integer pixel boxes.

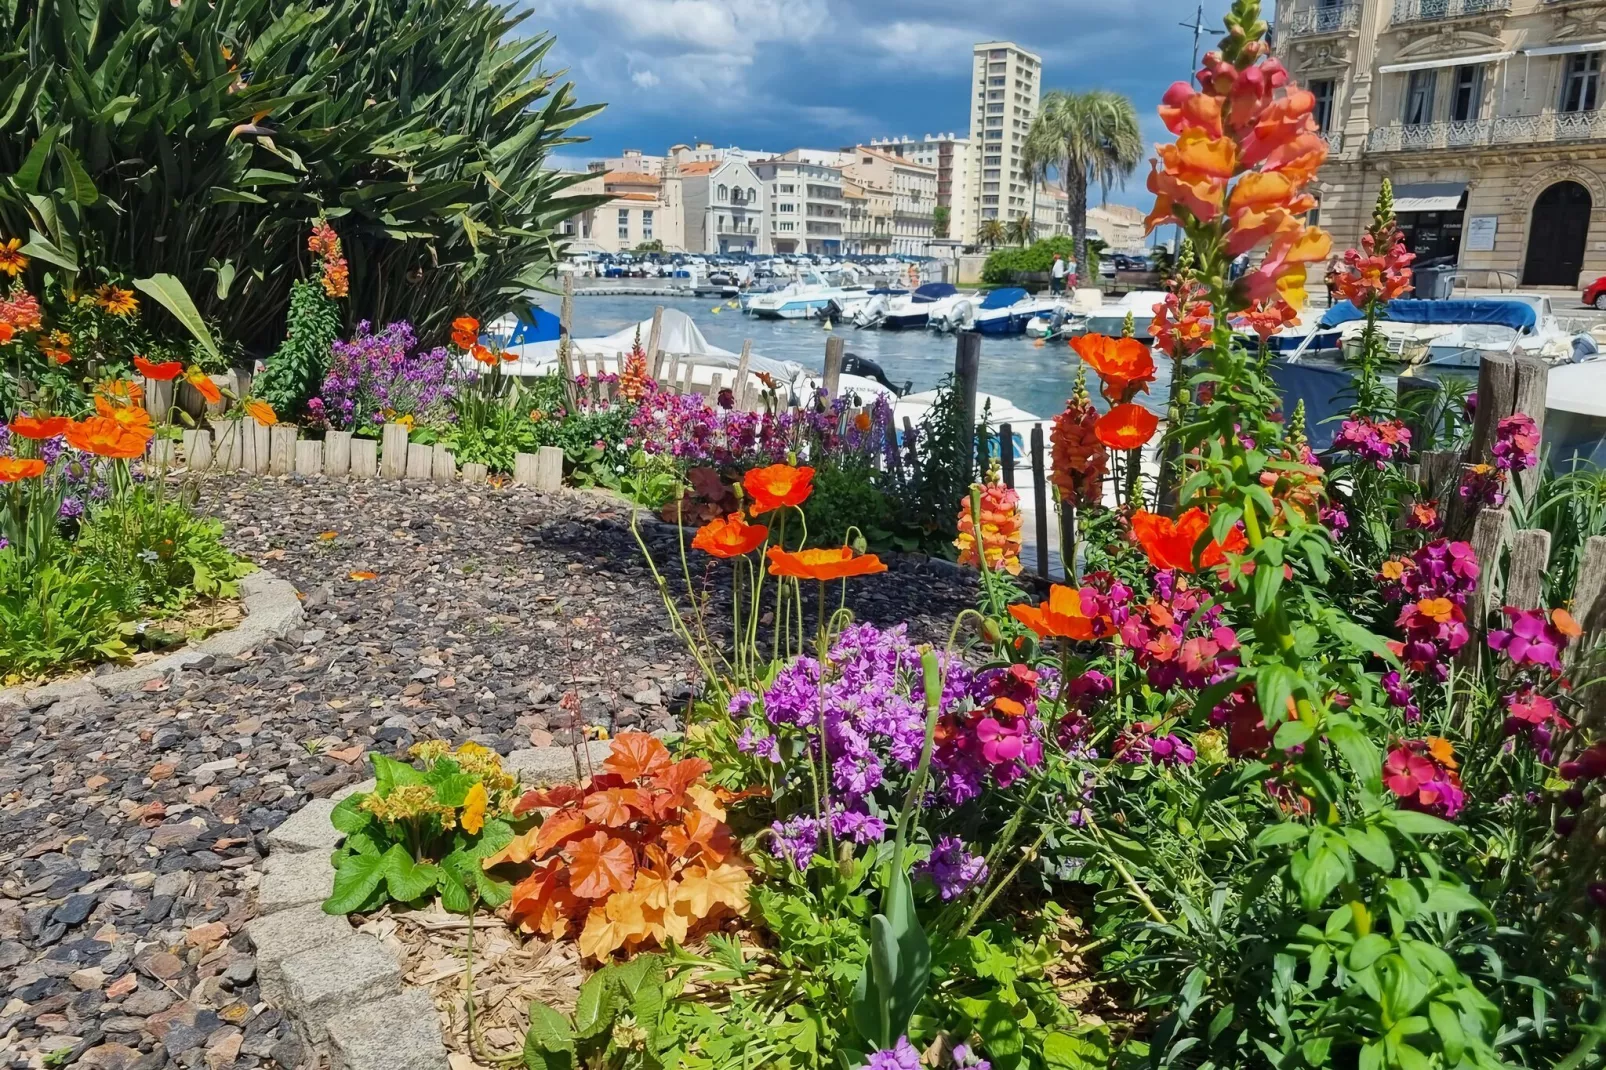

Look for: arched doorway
[1523,181,1592,286]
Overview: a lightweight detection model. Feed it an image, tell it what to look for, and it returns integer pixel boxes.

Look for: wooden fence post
[187,430,214,472]
[268,425,297,476]
[559,272,578,411]
[1030,425,1049,580]
[404,442,434,480]
[999,422,1015,489]
[646,305,665,381]
[1468,506,1512,628]
[1512,355,1549,504]
[432,444,456,483]
[735,340,753,410]
[1468,352,1516,465]
[144,379,174,423]
[246,421,271,474]
[349,438,378,479]
[513,452,539,486]
[954,330,981,483]
[823,336,845,400]
[535,446,565,492]
[1572,536,1606,734]
[294,439,323,477]
[461,462,489,485]
[324,430,352,477]
[380,423,409,479]
[1505,529,1551,611]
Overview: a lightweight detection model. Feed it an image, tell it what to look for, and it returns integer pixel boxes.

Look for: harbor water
[561,293,1172,420]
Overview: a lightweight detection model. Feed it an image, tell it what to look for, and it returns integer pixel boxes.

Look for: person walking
[1050,254,1068,296]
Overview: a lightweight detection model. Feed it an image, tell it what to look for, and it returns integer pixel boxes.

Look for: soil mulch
[0,475,977,1070]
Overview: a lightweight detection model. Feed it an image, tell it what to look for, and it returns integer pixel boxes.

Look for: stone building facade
[1278,0,1606,292]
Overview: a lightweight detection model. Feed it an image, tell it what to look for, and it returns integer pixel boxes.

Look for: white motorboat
[826,287,908,325]
[1281,296,1598,368]
[879,283,979,331]
[932,288,1066,336]
[745,270,867,320]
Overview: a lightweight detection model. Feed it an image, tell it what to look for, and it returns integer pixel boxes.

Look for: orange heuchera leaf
[675,863,751,918]
[582,787,644,827]
[566,831,636,899]
[515,782,585,814]
[602,732,672,782]
[578,891,651,961]
[653,756,712,796]
[533,810,591,859]
[482,827,543,869]
[349,570,377,581]
[685,783,726,820]
[664,809,733,865]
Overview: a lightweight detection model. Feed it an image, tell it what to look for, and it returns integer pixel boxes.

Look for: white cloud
[631,69,661,89]
[573,0,824,52]
[871,20,977,60]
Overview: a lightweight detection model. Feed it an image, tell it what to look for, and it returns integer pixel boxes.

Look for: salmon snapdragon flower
[955,481,1024,575]
[691,514,768,559]
[744,464,814,514]
[766,546,886,581]
[1050,373,1107,510]
[1131,508,1247,573]
[1095,403,1160,451]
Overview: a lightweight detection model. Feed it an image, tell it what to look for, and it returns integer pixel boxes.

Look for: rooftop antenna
[1180,4,1222,71]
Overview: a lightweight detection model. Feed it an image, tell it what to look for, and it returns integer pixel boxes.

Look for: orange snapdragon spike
[7,414,69,440]
[1131,508,1247,573]
[766,546,886,581]
[691,513,768,558]
[133,356,184,381]
[66,416,152,460]
[1069,334,1156,402]
[1095,403,1160,450]
[1008,584,1100,641]
[0,457,46,482]
[744,463,815,514]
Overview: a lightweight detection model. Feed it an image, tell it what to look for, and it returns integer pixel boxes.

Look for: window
[617,208,629,240]
[642,210,653,238]
[1310,78,1335,132]
[778,202,794,213]
[987,117,1003,127]
[988,90,1004,101]
[779,183,794,193]
[779,221,795,232]
[984,169,1001,179]
[989,77,1005,87]
[1404,69,1436,125]
[1563,52,1601,113]
[987,104,1005,114]
[717,215,726,229]
[1450,65,1483,122]
[748,186,758,202]
[984,155,1001,166]
[717,184,728,200]
[983,182,999,192]
[986,130,1002,140]
[982,195,999,205]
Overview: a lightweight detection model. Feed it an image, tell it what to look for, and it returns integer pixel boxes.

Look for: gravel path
[0,476,976,1070]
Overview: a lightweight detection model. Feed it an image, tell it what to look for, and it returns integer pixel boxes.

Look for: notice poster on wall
[1466,215,1498,253]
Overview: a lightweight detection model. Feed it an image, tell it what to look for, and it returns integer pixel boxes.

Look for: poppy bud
[978,616,1004,646]
[1556,814,1578,837]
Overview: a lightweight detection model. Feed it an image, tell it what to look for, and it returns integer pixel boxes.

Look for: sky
[522,0,1243,210]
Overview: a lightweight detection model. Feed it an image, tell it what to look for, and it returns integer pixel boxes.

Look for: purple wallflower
[914,835,989,901]
[318,321,461,431]
[1381,670,1420,722]
[862,1038,920,1070]
[769,814,821,871]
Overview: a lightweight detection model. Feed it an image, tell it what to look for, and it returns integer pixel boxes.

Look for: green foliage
[891,375,973,555]
[323,749,516,915]
[0,553,132,680]
[801,465,892,553]
[933,206,951,239]
[520,955,669,1070]
[981,237,1105,286]
[255,279,344,419]
[0,0,605,355]
[73,488,254,613]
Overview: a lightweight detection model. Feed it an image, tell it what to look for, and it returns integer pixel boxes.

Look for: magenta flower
[1492,413,1540,473]
[1487,607,1581,673]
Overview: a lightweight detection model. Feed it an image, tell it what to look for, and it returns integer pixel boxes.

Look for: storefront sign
[1465,215,1498,253]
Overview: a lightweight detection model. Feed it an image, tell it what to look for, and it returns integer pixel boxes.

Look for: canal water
[562,293,1171,419]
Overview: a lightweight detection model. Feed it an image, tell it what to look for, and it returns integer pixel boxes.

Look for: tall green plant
[254,278,342,419]
[0,0,606,355]
[1027,89,1142,281]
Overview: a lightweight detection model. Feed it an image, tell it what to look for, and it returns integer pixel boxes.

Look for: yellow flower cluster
[360,783,457,829]
[408,740,519,813]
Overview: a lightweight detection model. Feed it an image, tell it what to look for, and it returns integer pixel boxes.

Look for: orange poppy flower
[97,378,144,405]
[1069,334,1156,402]
[7,414,69,440]
[243,399,277,427]
[133,356,184,381]
[1130,508,1247,573]
[744,464,815,514]
[452,316,480,349]
[95,395,153,432]
[691,514,769,559]
[1095,403,1160,450]
[65,416,152,460]
[1008,584,1099,641]
[854,411,872,432]
[186,369,222,405]
[766,546,887,581]
[470,343,499,366]
[0,457,46,482]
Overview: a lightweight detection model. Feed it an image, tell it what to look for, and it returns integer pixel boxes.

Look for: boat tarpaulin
[1391,182,1467,213]
[508,306,562,345]
[1268,361,1357,450]
[1318,299,1536,332]
[911,282,958,303]
[981,287,1028,309]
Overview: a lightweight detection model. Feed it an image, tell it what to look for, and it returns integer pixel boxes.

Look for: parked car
[1583,275,1606,310]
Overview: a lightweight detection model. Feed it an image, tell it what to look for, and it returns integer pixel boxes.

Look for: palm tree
[1019,121,1059,238]
[1007,214,1035,247]
[1027,89,1143,281]
[977,218,1006,249]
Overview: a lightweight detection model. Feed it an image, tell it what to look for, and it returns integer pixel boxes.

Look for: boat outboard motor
[842,354,905,396]
[947,299,976,332]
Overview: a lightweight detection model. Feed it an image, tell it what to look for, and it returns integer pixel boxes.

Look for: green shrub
[980,236,1105,284]
[0,554,132,681]
[255,280,344,419]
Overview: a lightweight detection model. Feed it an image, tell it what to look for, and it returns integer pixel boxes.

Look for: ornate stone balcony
[1367,111,1606,152]
[1282,2,1362,35]
[1392,0,1511,25]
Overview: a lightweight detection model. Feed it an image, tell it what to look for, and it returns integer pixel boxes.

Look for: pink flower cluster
[1378,539,1479,606]
[1492,413,1540,473]
[1503,687,1569,762]
[1333,416,1410,468]
[1109,572,1242,692]
[1393,598,1469,680]
[1488,607,1581,674]
[1384,738,1464,819]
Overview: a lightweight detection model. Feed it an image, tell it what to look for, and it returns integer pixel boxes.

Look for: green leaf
[371,753,423,794]
[1349,933,1391,971]
[1386,810,1461,837]
[1328,718,1382,794]
[573,968,618,1040]
[1298,848,1346,912]
[1253,822,1311,849]
[979,1000,1025,1070]
[1330,615,1400,665]
[437,866,472,914]
[324,851,387,914]
[330,794,373,834]
[522,1002,575,1070]
[53,144,97,205]
[1257,664,1297,729]
[380,844,436,902]
[1273,718,1313,750]
[134,274,221,361]
[1042,1026,1111,1070]
[20,230,78,273]
[1422,882,1493,922]
[14,125,60,193]
[1428,1000,1467,1063]
[1343,825,1396,873]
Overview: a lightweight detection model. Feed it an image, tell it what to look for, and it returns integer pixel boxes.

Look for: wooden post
[461,462,489,485]
[1469,351,1516,465]
[380,422,409,479]
[324,430,352,477]
[217,421,245,472]
[885,418,904,480]
[710,372,725,400]
[404,442,434,480]
[735,340,753,409]
[144,379,174,424]
[1468,506,1511,628]
[646,305,665,381]
[559,272,578,410]
[432,444,456,483]
[665,354,681,390]
[187,429,213,472]
[349,438,378,479]
[1030,426,1050,580]
[1511,355,1549,504]
[246,421,271,474]
[513,451,539,486]
[999,422,1014,488]
[823,336,845,399]
[294,439,323,477]
[535,446,565,492]
[1505,529,1551,611]
[150,439,176,469]
[268,425,297,476]
[680,360,696,396]
[1419,449,1459,504]
[1572,537,1606,734]
[954,331,982,483]
[902,416,918,470]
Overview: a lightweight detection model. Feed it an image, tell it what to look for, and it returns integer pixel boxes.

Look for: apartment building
[1277,0,1606,289]
[842,147,939,256]
[966,42,1042,240]
[553,168,684,253]
[753,152,845,255]
[678,157,768,255]
[866,133,973,241]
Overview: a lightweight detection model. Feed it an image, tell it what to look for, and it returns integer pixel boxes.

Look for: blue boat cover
[1318,299,1536,332]
[912,282,958,303]
[1268,360,1357,449]
[509,306,562,345]
[981,287,1028,310]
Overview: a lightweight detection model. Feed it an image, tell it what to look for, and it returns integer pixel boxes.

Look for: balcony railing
[1320,129,1344,154]
[1392,0,1510,24]
[1367,110,1606,152]
[1283,2,1361,35]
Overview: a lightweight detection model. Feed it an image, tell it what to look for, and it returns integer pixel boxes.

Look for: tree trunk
[1070,169,1090,286]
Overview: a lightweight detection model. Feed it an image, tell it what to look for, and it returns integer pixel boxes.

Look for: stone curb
[248,743,607,1070]
[0,568,305,709]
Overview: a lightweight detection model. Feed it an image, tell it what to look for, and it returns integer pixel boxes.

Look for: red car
[1584,275,1606,309]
